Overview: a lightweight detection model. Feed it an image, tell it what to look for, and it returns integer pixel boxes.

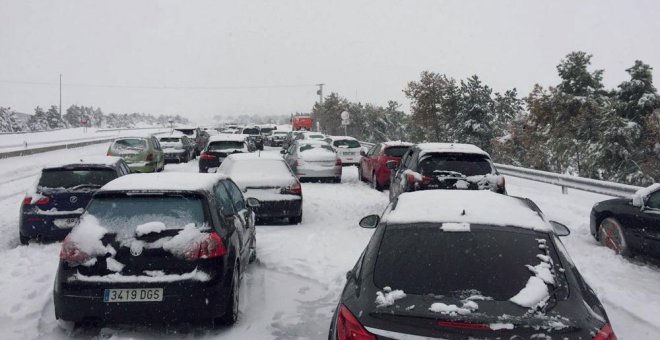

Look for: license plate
[343,152,356,155]
[103,288,163,303]
[53,218,78,229]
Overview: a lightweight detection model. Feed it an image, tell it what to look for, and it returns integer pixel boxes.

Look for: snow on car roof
[382,141,413,147]
[208,134,249,142]
[225,152,283,161]
[44,156,124,169]
[385,190,551,232]
[327,135,357,141]
[297,139,328,145]
[159,131,186,138]
[634,183,660,198]
[416,143,489,157]
[99,173,228,192]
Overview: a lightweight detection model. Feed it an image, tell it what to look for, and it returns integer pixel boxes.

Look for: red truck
[292,115,313,131]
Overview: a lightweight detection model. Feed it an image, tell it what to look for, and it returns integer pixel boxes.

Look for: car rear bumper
[19,213,80,241]
[296,166,342,179]
[127,161,157,173]
[254,198,302,218]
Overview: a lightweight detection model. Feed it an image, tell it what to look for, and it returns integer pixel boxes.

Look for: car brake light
[422,175,433,185]
[593,323,616,340]
[336,305,376,340]
[437,320,492,331]
[335,158,342,166]
[60,235,92,265]
[185,232,227,260]
[281,181,302,195]
[200,152,217,161]
[22,196,31,205]
[23,196,49,205]
[406,173,417,185]
[146,153,154,161]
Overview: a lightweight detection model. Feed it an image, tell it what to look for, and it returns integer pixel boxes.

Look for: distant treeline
[0,105,190,132]
[312,51,660,186]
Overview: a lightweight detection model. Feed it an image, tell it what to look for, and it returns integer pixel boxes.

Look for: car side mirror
[346,270,355,280]
[359,214,380,229]
[631,194,644,208]
[386,160,397,170]
[360,150,366,156]
[246,197,260,208]
[280,149,286,154]
[550,221,570,236]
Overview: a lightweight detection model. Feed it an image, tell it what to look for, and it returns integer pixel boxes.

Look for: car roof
[44,156,125,170]
[296,139,328,146]
[327,135,357,141]
[384,190,551,232]
[415,143,490,157]
[208,134,249,142]
[159,131,186,138]
[226,153,284,161]
[99,173,228,193]
[382,141,413,147]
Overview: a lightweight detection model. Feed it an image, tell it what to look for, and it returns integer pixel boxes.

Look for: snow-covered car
[107,136,165,173]
[359,141,412,190]
[388,143,505,201]
[174,127,210,155]
[268,130,289,147]
[324,136,362,166]
[590,183,660,258]
[218,153,303,224]
[158,133,196,163]
[19,157,130,244]
[53,173,259,327]
[241,126,264,150]
[282,139,342,183]
[199,134,251,173]
[330,189,616,340]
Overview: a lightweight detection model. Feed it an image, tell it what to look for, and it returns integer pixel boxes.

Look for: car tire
[371,172,382,191]
[218,265,240,325]
[598,217,631,257]
[19,233,29,245]
[358,165,366,182]
[290,214,302,224]
[249,237,257,263]
[333,177,341,184]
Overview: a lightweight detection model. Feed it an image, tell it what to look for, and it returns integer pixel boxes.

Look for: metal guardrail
[358,140,642,198]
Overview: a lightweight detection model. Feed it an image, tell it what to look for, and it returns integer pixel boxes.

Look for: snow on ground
[0,145,658,339]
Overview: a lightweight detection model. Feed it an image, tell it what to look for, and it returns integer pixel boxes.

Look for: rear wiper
[69,184,102,190]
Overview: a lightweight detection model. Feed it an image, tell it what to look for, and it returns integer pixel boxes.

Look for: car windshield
[299,144,334,153]
[384,146,410,157]
[374,225,557,300]
[175,129,195,136]
[243,128,260,135]
[208,141,245,151]
[38,168,117,190]
[85,194,206,235]
[111,139,147,152]
[419,153,493,176]
[159,137,181,143]
[333,139,361,148]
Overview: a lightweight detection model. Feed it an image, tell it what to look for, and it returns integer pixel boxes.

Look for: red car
[358,142,412,190]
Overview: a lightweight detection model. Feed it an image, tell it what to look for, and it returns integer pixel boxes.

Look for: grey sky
[1,0,659,123]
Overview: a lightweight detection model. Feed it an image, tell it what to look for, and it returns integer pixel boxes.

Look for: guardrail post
[561,185,568,195]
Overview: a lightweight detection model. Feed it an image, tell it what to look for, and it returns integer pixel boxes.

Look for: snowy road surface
[0,144,659,339]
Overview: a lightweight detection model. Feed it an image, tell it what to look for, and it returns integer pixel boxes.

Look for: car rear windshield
[86,194,206,235]
[112,139,147,152]
[308,134,325,139]
[261,128,275,133]
[243,128,260,135]
[374,225,555,300]
[38,168,117,190]
[208,141,245,151]
[300,144,334,153]
[159,137,181,143]
[175,129,195,136]
[419,153,493,176]
[333,139,361,148]
[384,146,410,157]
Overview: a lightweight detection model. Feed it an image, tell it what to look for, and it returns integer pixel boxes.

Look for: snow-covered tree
[0,107,26,132]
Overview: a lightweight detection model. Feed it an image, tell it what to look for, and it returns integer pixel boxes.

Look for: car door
[639,189,660,256]
[367,144,382,176]
[390,148,413,198]
[223,180,254,263]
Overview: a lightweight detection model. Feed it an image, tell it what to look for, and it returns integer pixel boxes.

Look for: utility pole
[316,83,324,105]
[59,74,62,117]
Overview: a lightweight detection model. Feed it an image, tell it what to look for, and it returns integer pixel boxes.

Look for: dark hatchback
[53,173,258,327]
[590,183,660,258]
[330,190,616,340]
[19,157,130,244]
[199,136,250,173]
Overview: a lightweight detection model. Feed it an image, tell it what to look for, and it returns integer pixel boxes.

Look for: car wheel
[371,172,383,191]
[599,217,631,256]
[249,237,257,263]
[19,233,29,245]
[333,177,341,184]
[218,265,240,325]
[358,165,366,182]
[290,214,302,224]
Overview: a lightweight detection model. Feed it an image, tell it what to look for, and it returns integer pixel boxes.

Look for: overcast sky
[1,0,659,123]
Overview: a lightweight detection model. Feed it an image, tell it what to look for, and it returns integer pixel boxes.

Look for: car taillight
[60,235,91,265]
[406,173,417,185]
[200,152,217,161]
[422,175,433,185]
[23,196,49,206]
[281,181,302,195]
[437,320,491,331]
[336,305,376,340]
[497,175,506,189]
[593,323,616,340]
[146,153,154,161]
[185,232,227,260]
[335,158,342,166]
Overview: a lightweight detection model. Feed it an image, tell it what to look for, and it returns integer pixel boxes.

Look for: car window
[38,168,118,189]
[374,225,559,300]
[223,180,246,211]
[384,146,410,157]
[208,141,246,151]
[419,153,493,176]
[333,139,361,148]
[111,139,147,152]
[214,184,236,216]
[401,149,414,169]
[120,162,131,175]
[647,190,660,209]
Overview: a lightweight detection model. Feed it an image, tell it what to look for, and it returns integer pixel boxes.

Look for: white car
[324,136,362,165]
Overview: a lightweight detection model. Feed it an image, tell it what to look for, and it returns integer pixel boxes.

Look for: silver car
[282,140,342,183]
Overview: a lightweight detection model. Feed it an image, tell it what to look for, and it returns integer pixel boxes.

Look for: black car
[590,183,660,258]
[242,126,264,150]
[388,143,505,201]
[54,173,258,327]
[330,190,616,340]
[218,153,303,224]
[199,136,251,173]
[19,156,130,244]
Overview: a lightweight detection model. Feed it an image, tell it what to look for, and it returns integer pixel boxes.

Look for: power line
[0,79,320,90]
